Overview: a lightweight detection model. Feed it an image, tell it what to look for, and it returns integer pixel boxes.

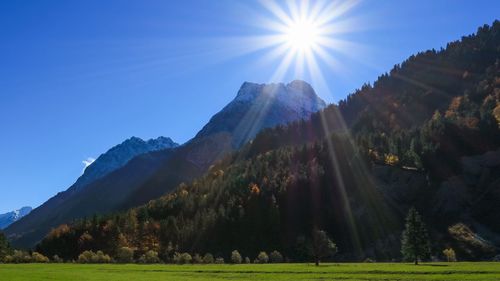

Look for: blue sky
[0,0,498,213]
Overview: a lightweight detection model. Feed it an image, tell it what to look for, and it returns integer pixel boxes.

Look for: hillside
[6,81,326,248]
[5,137,179,247]
[37,21,500,261]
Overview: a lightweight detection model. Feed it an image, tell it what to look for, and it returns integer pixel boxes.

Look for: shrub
[230,250,242,264]
[311,229,338,266]
[139,250,160,264]
[52,255,63,263]
[182,252,192,264]
[244,257,251,264]
[6,250,31,263]
[215,257,225,264]
[269,250,283,263]
[172,252,181,264]
[3,255,13,263]
[173,252,192,264]
[78,251,94,263]
[192,253,203,264]
[255,251,269,264]
[94,251,111,263]
[116,247,134,263]
[203,253,214,264]
[32,252,49,263]
[78,250,111,263]
[443,248,457,262]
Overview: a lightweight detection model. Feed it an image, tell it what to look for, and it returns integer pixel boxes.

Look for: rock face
[196,81,326,148]
[6,80,326,248]
[448,223,497,259]
[372,149,500,259]
[0,207,32,229]
[72,136,178,190]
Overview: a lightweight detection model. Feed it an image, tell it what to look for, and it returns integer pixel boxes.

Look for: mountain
[0,207,32,229]
[195,80,326,148]
[6,80,326,248]
[5,136,178,247]
[121,80,326,207]
[72,136,178,190]
[36,21,500,262]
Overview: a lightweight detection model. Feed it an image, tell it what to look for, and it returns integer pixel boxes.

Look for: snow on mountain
[195,80,326,147]
[0,206,32,229]
[72,136,178,190]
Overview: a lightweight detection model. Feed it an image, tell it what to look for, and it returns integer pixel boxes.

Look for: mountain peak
[146,136,177,148]
[236,80,321,103]
[125,136,144,143]
[286,79,315,94]
[196,80,326,147]
[72,136,179,190]
[0,206,32,229]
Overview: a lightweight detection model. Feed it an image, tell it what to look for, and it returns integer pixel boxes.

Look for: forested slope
[37,21,500,261]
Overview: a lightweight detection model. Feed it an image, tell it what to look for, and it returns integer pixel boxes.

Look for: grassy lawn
[0,262,499,280]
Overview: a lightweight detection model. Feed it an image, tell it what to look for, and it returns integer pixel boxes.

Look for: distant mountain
[72,136,178,190]
[0,207,32,229]
[5,136,178,247]
[6,80,325,248]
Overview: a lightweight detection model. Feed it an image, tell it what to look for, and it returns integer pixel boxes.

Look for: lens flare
[285,19,320,52]
[245,0,366,95]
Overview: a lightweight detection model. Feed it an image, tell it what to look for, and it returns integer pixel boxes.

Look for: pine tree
[401,208,430,265]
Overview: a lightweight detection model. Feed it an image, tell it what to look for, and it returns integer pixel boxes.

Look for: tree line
[1,208,456,265]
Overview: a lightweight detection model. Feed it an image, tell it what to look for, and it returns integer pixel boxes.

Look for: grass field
[0,262,499,280]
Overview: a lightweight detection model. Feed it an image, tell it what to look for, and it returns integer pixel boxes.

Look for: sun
[285,19,320,53]
[218,0,363,91]
[252,0,362,84]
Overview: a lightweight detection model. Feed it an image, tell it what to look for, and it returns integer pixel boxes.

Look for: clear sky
[0,0,498,213]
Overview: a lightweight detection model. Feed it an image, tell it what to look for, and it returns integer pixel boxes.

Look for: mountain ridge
[34,20,500,261]
[72,136,178,191]
[6,80,326,248]
[0,207,32,230]
[5,136,179,246]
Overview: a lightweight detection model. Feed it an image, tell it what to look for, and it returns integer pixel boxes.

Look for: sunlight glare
[253,0,363,85]
[285,19,320,52]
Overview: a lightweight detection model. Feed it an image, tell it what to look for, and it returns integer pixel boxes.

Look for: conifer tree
[401,208,430,265]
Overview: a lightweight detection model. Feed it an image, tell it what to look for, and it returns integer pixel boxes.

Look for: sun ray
[258,0,293,27]
[269,48,296,83]
[315,0,360,27]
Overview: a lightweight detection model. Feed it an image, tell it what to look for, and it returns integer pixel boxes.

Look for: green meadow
[0,262,499,281]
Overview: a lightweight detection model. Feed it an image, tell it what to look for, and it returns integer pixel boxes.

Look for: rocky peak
[195,80,326,147]
[71,136,179,190]
[236,80,320,102]
[0,206,32,229]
